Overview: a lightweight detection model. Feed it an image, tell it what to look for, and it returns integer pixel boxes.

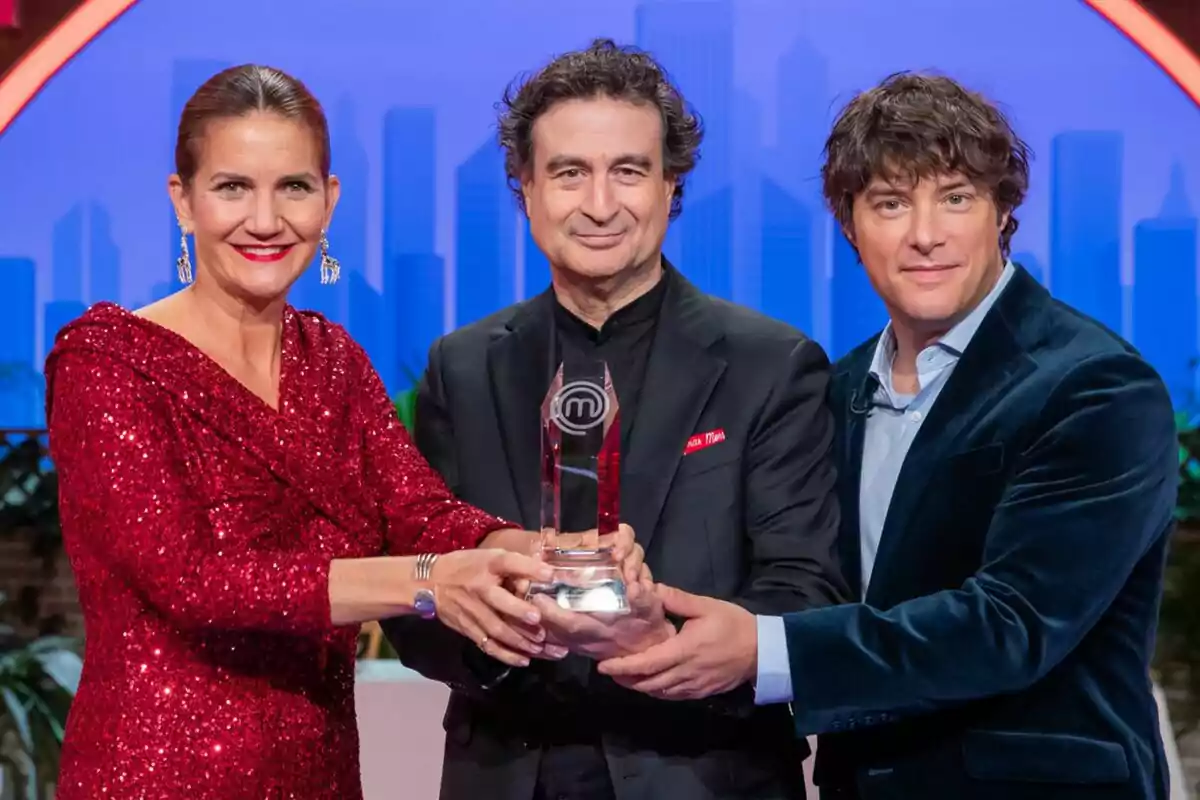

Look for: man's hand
[487,524,646,598]
[532,565,673,661]
[558,523,646,587]
[596,584,758,700]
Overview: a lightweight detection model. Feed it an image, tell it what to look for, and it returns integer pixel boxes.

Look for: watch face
[414,588,436,620]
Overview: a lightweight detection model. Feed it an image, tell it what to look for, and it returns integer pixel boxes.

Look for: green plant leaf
[13,682,65,743]
[30,646,81,695]
[0,687,32,754]
[393,388,417,433]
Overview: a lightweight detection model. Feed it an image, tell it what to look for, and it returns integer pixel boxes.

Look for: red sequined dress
[44,303,510,799]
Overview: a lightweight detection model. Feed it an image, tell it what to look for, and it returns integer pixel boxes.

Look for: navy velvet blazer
[786,265,1178,799]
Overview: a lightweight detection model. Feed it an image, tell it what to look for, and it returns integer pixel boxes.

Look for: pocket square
[684,428,726,455]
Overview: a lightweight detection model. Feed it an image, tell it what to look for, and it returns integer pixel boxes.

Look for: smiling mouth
[233,245,295,263]
[573,232,625,248]
[903,263,959,272]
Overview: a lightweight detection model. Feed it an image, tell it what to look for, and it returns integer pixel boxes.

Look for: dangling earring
[177,222,194,284]
[319,230,340,285]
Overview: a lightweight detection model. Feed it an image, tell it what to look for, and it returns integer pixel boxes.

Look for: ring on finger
[478,634,489,651]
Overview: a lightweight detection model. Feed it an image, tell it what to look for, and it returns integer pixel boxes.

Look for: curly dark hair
[821,72,1031,258]
[497,38,703,220]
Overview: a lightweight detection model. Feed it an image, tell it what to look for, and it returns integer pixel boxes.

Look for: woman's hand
[430,549,555,667]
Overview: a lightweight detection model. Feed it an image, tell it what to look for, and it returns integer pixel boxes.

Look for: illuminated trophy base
[528,547,630,614]
[526,359,629,614]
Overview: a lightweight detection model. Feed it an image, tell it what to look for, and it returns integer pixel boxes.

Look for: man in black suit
[601,73,1179,799]
[381,38,848,800]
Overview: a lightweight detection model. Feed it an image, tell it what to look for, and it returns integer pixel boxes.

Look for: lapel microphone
[849,375,881,416]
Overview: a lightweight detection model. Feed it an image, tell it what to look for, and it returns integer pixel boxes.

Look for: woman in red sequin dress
[43,65,632,799]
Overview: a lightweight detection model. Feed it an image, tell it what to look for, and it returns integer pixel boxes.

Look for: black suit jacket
[780,266,1177,799]
[383,266,849,800]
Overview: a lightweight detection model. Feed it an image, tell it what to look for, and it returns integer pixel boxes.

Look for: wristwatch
[413,553,438,620]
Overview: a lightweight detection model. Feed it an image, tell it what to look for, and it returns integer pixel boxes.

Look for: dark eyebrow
[210,171,252,184]
[544,154,655,173]
[863,183,907,201]
[938,179,975,193]
[278,172,319,185]
[545,155,589,173]
[208,172,319,187]
[612,154,653,171]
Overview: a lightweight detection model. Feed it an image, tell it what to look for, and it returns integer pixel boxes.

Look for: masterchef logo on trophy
[550,380,610,435]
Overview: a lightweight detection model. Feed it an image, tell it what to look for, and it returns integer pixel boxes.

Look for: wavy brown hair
[497,38,703,220]
[821,72,1031,258]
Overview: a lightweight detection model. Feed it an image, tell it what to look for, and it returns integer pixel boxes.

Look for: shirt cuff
[754,614,793,705]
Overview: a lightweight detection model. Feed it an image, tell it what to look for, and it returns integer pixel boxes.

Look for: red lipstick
[233,245,294,263]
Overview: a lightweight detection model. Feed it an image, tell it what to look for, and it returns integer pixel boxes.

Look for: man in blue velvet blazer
[600,72,1179,799]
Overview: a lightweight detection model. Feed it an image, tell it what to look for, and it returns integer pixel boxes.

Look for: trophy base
[526,548,630,614]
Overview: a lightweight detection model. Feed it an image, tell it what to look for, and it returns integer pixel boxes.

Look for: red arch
[0,0,1197,140]
[1083,0,1200,108]
[0,0,139,137]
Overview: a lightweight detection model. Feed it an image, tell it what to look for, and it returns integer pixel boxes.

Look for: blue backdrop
[0,0,1197,426]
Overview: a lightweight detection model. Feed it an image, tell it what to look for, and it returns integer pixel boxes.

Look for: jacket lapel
[864,270,1044,603]
[486,293,555,530]
[620,270,726,552]
[479,267,727,547]
[833,353,875,601]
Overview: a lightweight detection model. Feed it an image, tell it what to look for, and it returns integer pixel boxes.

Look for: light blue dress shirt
[753,262,1017,705]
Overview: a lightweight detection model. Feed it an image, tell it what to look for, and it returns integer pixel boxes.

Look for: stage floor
[355,662,1188,799]
[353,660,818,799]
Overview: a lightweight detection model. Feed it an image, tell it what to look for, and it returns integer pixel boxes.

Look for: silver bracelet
[414,552,439,581]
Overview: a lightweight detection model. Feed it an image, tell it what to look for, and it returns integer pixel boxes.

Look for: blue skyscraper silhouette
[731,91,762,308]
[329,98,371,344]
[52,204,84,304]
[522,216,551,300]
[1133,163,1198,407]
[0,258,41,426]
[383,107,444,389]
[293,98,362,327]
[455,135,515,328]
[830,231,887,359]
[758,37,833,342]
[772,37,834,345]
[761,179,813,334]
[1050,131,1123,334]
[636,0,735,299]
[47,206,89,388]
[43,300,85,367]
[90,203,121,304]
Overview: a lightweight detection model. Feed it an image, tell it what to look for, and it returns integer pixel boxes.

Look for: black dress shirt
[534,270,670,800]
[550,271,669,535]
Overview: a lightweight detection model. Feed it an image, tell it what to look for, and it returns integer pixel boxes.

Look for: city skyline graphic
[0,0,1198,427]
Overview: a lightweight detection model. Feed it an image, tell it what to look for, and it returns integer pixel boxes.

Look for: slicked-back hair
[176,64,330,187]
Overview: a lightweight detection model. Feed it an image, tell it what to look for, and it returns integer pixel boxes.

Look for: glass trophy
[525,358,629,614]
